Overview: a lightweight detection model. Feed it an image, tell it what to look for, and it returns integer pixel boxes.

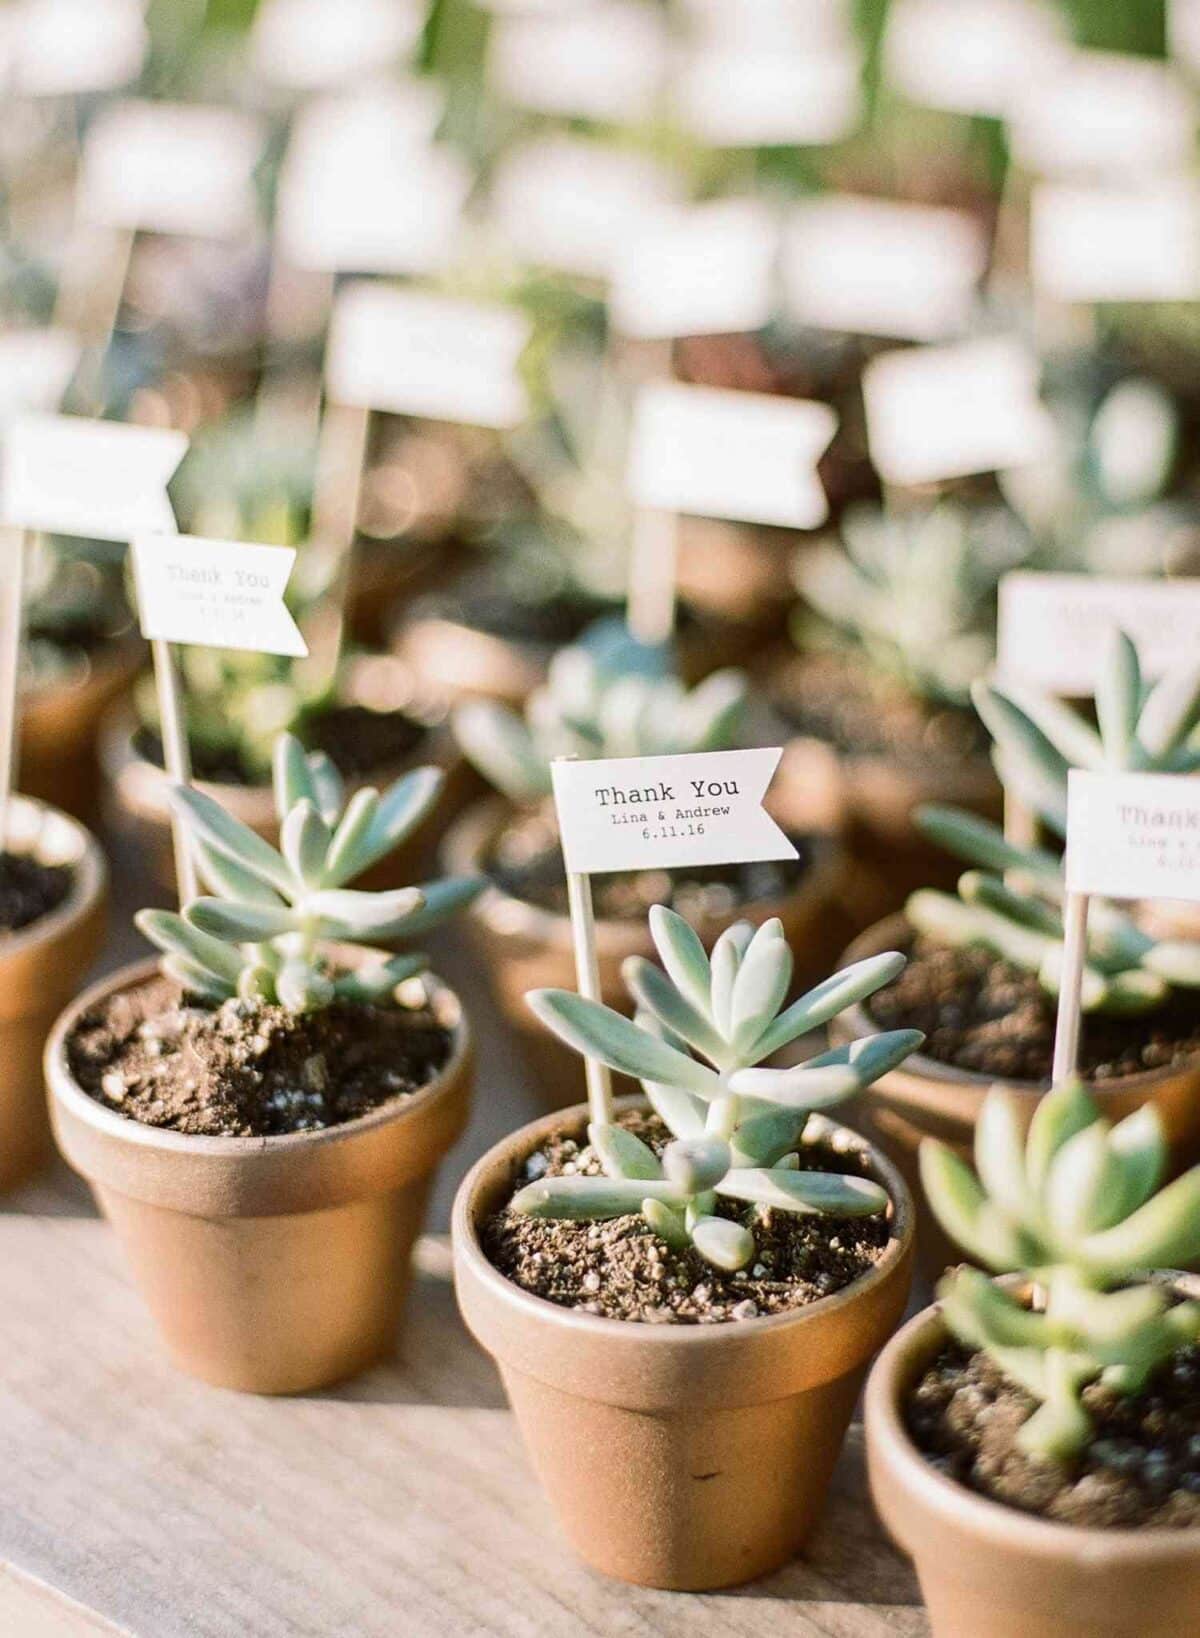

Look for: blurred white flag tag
[997,573,1200,694]
[490,138,683,280]
[782,196,986,340]
[488,2,667,122]
[1065,770,1200,904]
[884,0,1065,117]
[611,199,777,339]
[0,329,80,420]
[552,749,797,875]
[131,535,307,658]
[79,101,264,239]
[628,383,835,528]
[1031,182,1200,303]
[1010,50,1195,177]
[672,42,861,146]
[864,337,1053,486]
[251,0,423,89]
[326,284,531,428]
[5,0,146,95]
[1171,0,1200,73]
[0,415,185,541]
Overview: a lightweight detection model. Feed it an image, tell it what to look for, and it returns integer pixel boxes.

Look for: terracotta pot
[47,960,473,1393]
[20,635,143,823]
[442,791,849,1107]
[101,681,468,895]
[0,798,107,1192]
[865,1288,1200,1638]
[832,914,1200,1280]
[454,1097,915,1590]
[674,516,795,634]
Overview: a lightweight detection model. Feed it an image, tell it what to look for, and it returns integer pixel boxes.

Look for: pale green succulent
[923,1080,1200,1459]
[512,908,924,1271]
[136,733,484,1011]
[794,501,1028,707]
[973,627,1200,836]
[452,641,749,805]
[907,807,1200,1016]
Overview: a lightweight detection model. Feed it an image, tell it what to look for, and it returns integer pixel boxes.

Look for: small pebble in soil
[0,850,73,933]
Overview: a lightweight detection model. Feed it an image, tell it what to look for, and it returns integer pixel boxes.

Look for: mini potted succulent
[866,1079,1200,1637]
[47,734,482,1392]
[767,498,1025,918]
[454,909,919,1588]
[831,692,1200,1274]
[442,627,846,1096]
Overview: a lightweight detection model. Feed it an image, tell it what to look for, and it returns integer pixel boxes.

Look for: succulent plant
[135,733,484,1011]
[973,627,1200,836]
[452,631,750,805]
[922,1079,1200,1459]
[907,806,1200,1015]
[512,908,923,1270]
[172,407,315,551]
[793,500,1029,708]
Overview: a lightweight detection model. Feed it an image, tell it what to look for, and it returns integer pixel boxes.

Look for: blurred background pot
[20,634,143,823]
[865,1287,1200,1638]
[47,961,473,1394]
[0,797,106,1192]
[454,1097,914,1590]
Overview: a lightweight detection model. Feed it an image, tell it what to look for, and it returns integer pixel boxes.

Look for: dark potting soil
[484,1109,891,1325]
[67,975,453,1137]
[866,934,1200,1084]
[486,806,814,921]
[0,851,73,932]
[135,704,428,789]
[774,650,989,772]
[424,584,619,647]
[908,1340,1200,1529]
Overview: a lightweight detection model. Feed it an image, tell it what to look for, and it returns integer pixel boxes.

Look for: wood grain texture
[0,837,929,1637]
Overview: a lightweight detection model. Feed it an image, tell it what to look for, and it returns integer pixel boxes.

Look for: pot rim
[442,794,845,957]
[453,1093,915,1353]
[46,954,472,1165]
[838,912,1200,1101]
[865,1288,1200,1562]
[0,795,107,965]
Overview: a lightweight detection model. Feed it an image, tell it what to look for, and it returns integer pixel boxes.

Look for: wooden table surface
[0,834,929,1638]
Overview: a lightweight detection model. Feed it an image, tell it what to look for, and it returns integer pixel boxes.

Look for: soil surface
[487,806,815,922]
[135,704,428,789]
[0,852,73,932]
[67,975,453,1137]
[867,934,1200,1084]
[909,1340,1200,1529]
[484,1109,892,1324]
[773,650,990,772]
[421,583,619,647]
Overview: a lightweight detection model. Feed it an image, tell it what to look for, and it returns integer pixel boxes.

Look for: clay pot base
[483,1108,891,1325]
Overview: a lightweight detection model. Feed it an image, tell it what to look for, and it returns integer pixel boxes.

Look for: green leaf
[1136,659,1200,760]
[170,784,296,898]
[974,1090,1031,1222]
[959,871,1062,937]
[728,1106,809,1168]
[641,1197,690,1249]
[357,766,443,868]
[193,840,286,910]
[135,907,247,983]
[453,701,549,802]
[272,733,315,819]
[1106,1106,1166,1219]
[1025,1081,1098,1190]
[643,1080,708,1139]
[161,954,237,1002]
[1045,1121,1121,1244]
[306,752,344,827]
[920,1139,1024,1271]
[709,921,754,1038]
[978,682,1104,772]
[382,875,485,940]
[526,990,722,1099]
[745,951,908,1062]
[281,799,331,889]
[588,1122,662,1181]
[1096,629,1142,769]
[321,787,381,887]
[306,886,425,940]
[275,958,335,1012]
[1142,939,1200,988]
[648,904,712,1019]
[511,1176,679,1220]
[729,919,793,1057]
[1080,1168,1200,1277]
[971,678,1074,800]
[621,955,730,1066]
[728,1060,860,1108]
[914,805,1061,881]
[185,898,298,942]
[333,953,427,1001]
[717,1166,889,1216]
[690,1214,755,1271]
[662,1137,731,1194]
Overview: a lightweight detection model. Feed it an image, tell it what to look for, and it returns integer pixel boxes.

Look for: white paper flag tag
[0,329,81,420]
[251,0,423,90]
[488,2,668,122]
[884,0,1065,117]
[78,101,264,239]
[611,199,777,340]
[5,0,146,96]
[628,383,835,529]
[1010,50,1196,178]
[671,42,861,147]
[997,573,1200,694]
[489,138,684,280]
[0,415,186,542]
[551,749,797,875]
[131,534,307,658]
[782,196,986,341]
[326,284,531,428]
[864,337,1053,487]
[1065,770,1200,905]
[1030,181,1200,304]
